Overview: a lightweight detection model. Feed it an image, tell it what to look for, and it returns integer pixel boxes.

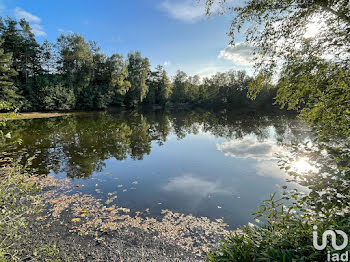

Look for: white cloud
[164,61,171,67]
[160,0,208,22]
[31,24,46,36]
[14,7,41,23]
[58,28,74,35]
[14,7,46,36]
[163,174,231,197]
[186,63,232,79]
[217,137,283,160]
[218,43,255,66]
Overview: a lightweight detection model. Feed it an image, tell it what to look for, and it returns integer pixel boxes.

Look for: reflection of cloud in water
[255,161,285,179]
[217,137,282,160]
[163,174,230,197]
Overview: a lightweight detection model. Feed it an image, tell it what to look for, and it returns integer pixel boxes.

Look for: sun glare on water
[304,15,325,38]
[293,157,314,173]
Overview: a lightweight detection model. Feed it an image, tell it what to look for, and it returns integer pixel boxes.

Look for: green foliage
[125,51,150,107]
[208,141,350,261]
[205,0,350,136]
[204,2,350,260]
[276,60,350,137]
[0,41,19,110]
[171,70,275,109]
[0,15,279,112]
[0,160,41,260]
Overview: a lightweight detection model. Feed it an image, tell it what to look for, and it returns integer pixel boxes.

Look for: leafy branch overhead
[204,0,350,137]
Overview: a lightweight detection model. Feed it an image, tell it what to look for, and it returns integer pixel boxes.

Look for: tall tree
[158,69,172,105]
[56,33,94,108]
[0,41,18,109]
[125,51,150,107]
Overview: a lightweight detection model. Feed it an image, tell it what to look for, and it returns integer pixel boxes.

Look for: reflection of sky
[72,131,300,229]
[39,118,311,229]
[217,136,283,160]
[163,174,231,197]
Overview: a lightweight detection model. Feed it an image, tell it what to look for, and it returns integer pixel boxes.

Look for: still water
[5,109,311,228]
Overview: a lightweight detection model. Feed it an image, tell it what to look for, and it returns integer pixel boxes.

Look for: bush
[0,159,41,260]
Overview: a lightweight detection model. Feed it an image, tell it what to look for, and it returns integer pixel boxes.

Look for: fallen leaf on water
[117,184,123,188]
[36,216,44,221]
[75,184,80,188]
[80,214,86,218]
[72,218,81,222]
[81,210,87,213]
[122,189,127,192]
[50,199,59,204]
[132,181,138,185]
[217,206,222,209]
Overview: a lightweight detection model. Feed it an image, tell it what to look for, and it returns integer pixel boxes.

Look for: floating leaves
[38,176,231,257]
[132,181,138,185]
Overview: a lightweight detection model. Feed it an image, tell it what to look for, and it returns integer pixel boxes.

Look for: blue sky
[0,0,254,78]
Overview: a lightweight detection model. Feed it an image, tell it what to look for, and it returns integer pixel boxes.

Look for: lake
[4,109,311,229]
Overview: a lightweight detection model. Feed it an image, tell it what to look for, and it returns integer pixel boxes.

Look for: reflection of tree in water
[3,110,310,179]
[169,110,310,143]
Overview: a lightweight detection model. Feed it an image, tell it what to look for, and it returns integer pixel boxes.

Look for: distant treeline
[0,17,277,112]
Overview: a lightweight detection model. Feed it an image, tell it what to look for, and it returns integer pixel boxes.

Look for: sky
[0,0,254,78]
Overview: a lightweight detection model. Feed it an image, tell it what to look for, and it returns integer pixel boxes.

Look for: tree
[158,69,172,105]
[40,40,57,74]
[106,54,131,106]
[204,0,350,136]
[171,70,189,103]
[145,65,172,106]
[56,33,94,108]
[125,51,150,107]
[0,41,19,110]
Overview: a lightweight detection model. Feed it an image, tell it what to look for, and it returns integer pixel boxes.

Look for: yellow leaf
[72,218,81,222]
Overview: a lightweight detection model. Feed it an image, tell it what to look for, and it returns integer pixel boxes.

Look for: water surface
[5,109,312,228]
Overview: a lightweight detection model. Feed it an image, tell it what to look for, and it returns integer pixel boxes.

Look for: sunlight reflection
[304,16,325,38]
[293,157,314,173]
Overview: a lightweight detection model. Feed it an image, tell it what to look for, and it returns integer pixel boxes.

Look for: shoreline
[0,112,72,120]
